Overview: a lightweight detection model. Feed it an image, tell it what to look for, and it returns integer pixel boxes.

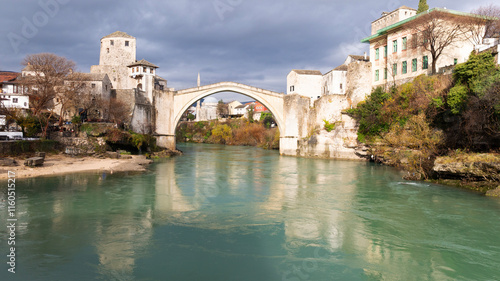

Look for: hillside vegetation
[176,117,280,150]
[348,51,500,187]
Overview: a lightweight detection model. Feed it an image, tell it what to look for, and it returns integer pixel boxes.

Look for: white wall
[322,70,347,96]
[0,94,29,109]
[287,71,322,104]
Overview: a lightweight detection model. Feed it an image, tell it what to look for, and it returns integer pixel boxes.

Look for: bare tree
[466,4,500,45]
[107,98,131,126]
[55,73,87,126]
[216,99,229,118]
[20,53,75,137]
[410,10,468,74]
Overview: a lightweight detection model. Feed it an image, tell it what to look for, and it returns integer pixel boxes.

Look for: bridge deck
[175,81,284,98]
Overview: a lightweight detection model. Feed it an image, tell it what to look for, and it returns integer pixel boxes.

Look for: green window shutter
[393,63,397,75]
[412,58,417,72]
[375,48,379,60]
[423,56,428,69]
[384,46,387,58]
[402,37,407,50]
[384,68,388,79]
[402,61,407,74]
[393,40,397,53]
[375,70,379,81]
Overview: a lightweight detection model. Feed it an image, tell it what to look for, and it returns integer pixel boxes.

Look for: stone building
[286,54,371,107]
[89,31,169,133]
[287,70,323,104]
[0,72,29,110]
[195,96,218,121]
[227,100,243,117]
[56,73,113,120]
[91,31,136,90]
[362,6,481,87]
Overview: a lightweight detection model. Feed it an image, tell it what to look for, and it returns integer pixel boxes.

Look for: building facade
[362,6,480,87]
[0,72,29,110]
[287,54,371,107]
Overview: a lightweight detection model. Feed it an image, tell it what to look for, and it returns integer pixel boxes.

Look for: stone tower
[91,31,137,90]
[99,31,136,66]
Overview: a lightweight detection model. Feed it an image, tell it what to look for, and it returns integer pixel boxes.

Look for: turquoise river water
[1,143,500,281]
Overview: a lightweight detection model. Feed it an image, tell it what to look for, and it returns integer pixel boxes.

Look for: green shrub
[211,124,232,144]
[447,84,469,114]
[323,119,337,132]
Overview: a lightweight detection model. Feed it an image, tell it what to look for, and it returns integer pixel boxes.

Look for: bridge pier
[279,137,299,155]
[156,135,176,150]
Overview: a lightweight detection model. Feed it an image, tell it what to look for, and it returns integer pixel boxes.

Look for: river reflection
[1,143,500,280]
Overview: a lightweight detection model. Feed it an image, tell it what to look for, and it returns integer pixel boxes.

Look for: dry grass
[436,150,500,164]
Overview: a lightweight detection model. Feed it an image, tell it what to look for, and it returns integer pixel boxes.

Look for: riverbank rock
[105,151,121,159]
[149,149,183,159]
[433,158,500,181]
[486,186,500,197]
[0,158,17,166]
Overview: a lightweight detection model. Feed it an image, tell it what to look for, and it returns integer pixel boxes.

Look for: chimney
[364,52,367,60]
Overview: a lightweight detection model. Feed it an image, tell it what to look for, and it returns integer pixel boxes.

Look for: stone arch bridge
[154,81,308,155]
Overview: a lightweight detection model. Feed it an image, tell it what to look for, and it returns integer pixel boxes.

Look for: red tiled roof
[0,72,20,83]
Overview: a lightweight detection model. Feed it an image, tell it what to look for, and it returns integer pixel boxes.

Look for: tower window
[125,41,129,47]
[143,67,147,72]
[110,40,114,46]
[107,48,109,53]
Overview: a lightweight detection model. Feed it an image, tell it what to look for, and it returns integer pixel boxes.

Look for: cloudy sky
[0,0,494,101]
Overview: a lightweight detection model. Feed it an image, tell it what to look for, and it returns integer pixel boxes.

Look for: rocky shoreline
[366,147,500,197]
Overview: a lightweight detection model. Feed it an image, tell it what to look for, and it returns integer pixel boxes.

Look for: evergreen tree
[417,0,429,14]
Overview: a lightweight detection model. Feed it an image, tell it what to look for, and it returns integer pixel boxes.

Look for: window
[454,58,458,65]
[150,68,153,74]
[110,40,114,46]
[393,63,397,75]
[384,68,388,79]
[412,58,417,72]
[375,70,379,81]
[402,37,407,50]
[91,83,96,88]
[107,48,109,53]
[340,83,343,90]
[402,61,407,74]
[143,67,147,72]
[13,85,18,93]
[375,48,380,60]
[423,56,429,70]
[12,98,18,103]
[125,41,129,47]
[393,40,397,53]
[384,46,387,58]
[290,86,295,92]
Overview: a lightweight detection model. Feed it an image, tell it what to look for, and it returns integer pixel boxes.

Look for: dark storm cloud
[0,0,496,96]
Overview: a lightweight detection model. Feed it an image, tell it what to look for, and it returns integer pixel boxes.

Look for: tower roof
[102,31,135,40]
[128,59,159,68]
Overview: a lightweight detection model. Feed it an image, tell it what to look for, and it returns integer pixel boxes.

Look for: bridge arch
[173,82,285,134]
